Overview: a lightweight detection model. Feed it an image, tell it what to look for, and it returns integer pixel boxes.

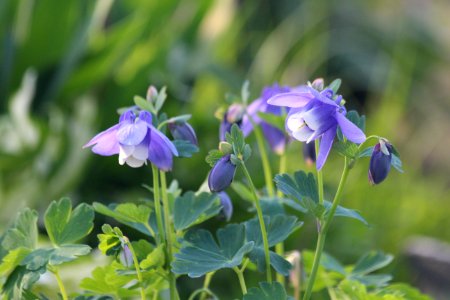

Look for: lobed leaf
[172,139,199,158]
[173,192,221,231]
[2,209,38,251]
[44,198,94,246]
[243,282,291,300]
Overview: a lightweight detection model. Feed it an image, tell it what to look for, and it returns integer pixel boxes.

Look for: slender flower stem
[199,272,215,300]
[124,237,146,300]
[276,152,287,286]
[160,171,179,300]
[252,123,275,197]
[52,268,68,300]
[239,162,272,283]
[315,139,324,206]
[302,158,350,300]
[151,165,165,246]
[233,267,248,295]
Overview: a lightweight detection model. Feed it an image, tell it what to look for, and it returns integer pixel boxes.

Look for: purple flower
[119,243,133,267]
[208,154,236,192]
[218,192,233,221]
[168,122,198,146]
[268,85,366,170]
[83,110,178,171]
[368,141,393,184]
[219,104,248,141]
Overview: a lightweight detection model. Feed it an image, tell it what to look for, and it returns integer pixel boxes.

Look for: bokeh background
[1,0,450,299]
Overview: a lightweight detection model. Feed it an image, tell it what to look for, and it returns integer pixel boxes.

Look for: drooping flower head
[368,140,393,184]
[168,121,198,146]
[83,109,178,171]
[268,82,366,169]
[208,154,236,192]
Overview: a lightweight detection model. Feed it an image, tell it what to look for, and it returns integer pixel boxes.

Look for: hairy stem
[240,162,272,283]
[160,171,179,300]
[124,237,146,300]
[302,158,350,300]
[151,165,165,245]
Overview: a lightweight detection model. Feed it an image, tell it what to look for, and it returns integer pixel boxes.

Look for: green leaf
[333,140,360,159]
[391,153,404,173]
[257,112,285,131]
[80,263,136,298]
[20,245,91,270]
[0,247,32,277]
[205,149,224,167]
[93,202,155,237]
[380,284,432,300]
[241,80,250,105]
[97,225,122,256]
[1,266,45,300]
[154,86,167,112]
[227,124,246,156]
[2,209,38,251]
[328,79,342,94]
[274,171,319,216]
[323,201,368,226]
[171,224,254,277]
[44,198,94,246]
[131,239,154,262]
[173,192,221,231]
[351,251,393,275]
[134,95,155,114]
[140,245,165,269]
[231,182,254,203]
[243,282,290,300]
[172,139,199,158]
[259,198,285,217]
[245,215,301,275]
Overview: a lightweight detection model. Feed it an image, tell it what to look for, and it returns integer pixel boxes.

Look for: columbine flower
[208,154,236,192]
[168,121,198,146]
[368,140,393,184]
[83,109,178,171]
[268,84,366,169]
[119,243,133,268]
[219,104,248,141]
[218,192,233,221]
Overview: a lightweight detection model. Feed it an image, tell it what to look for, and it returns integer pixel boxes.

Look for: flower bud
[146,85,158,102]
[208,155,236,192]
[311,78,324,91]
[219,141,233,154]
[218,192,233,221]
[119,244,133,268]
[168,122,198,146]
[368,140,393,184]
[302,142,316,167]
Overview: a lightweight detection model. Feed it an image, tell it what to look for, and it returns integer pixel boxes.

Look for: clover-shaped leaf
[173,192,221,231]
[171,224,254,277]
[245,215,301,276]
[2,208,38,251]
[275,171,318,212]
[243,282,292,300]
[45,198,94,246]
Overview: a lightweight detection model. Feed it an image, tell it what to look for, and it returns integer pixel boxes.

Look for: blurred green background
[1,0,450,299]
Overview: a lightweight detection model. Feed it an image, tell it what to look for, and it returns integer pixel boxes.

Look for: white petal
[286,114,304,133]
[133,142,149,160]
[125,156,146,168]
[119,145,134,164]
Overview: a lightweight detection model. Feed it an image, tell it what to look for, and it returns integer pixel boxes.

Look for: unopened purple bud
[168,122,198,146]
[226,104,245,123]
[119,244,133,267]
[303,142,316,166]
[368,141,393,184]
[311,78,324,91]
[208,155,236,192]
[146,85,158,102]
[218,192,233,221]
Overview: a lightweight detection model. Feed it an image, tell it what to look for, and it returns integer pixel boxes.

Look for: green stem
[160,171,179,300]
[302,158,350,300]
[151,165,165,246]
[125,238,146,300]
[199,272,215,300]
[240,162,272,283]
[233,267,248,295]
[276,152,287,286]
[315,139,324,206]
[52,268,68,300]
[251,119,275,197]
